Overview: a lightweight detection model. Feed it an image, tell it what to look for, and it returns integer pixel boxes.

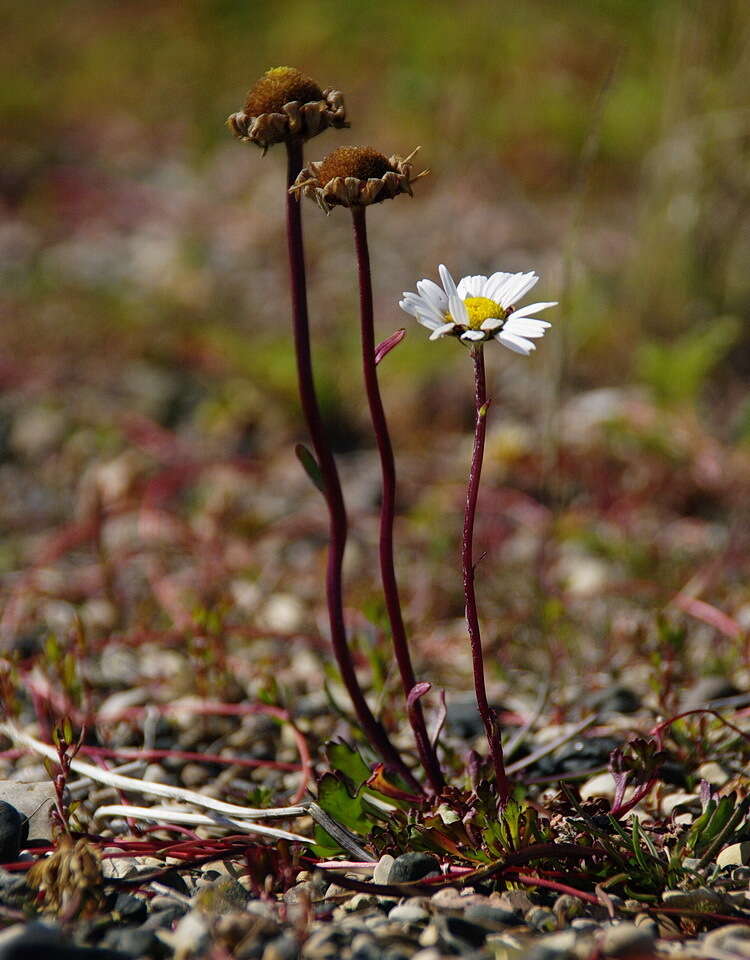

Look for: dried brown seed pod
[227,66,348,153]
[289,145,428,213]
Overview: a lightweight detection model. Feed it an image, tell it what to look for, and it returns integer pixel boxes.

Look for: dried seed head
[227,66,348,153]
[316,147,391,183]
[290,146,428,212]
[244,67,323,116]
[27,836,104,916]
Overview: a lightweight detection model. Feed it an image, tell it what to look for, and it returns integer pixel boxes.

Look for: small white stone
[696,761,728,786]
[373,854,395,885]
[580,772,616,800]
[717,842,750,869]
[661,792,700,816]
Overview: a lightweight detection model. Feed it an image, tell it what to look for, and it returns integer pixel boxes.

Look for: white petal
[399,298,441,330]
[484,271,513,301]
[503,317,551,338]
[401,292,445,325]
[480,316,504,331]
[460,329,486,342]
[439,265,468,325]
[456,274,487,298]
[428,322,456,340]
[398,298,421,317]
[416,278,448,311]
[496,331,535,355]
[508,301,557,319]
[499,272,539,308]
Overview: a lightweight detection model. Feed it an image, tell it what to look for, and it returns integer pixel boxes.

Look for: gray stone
[438,914,487,951]
[682,676,740,709]
[111,892,147,924]
[600,922,655,958]
[527,930,578,960]
[159,911,210,960]
[262,935,300,960]
[0,802,27,863]
[526,906,558,933]
[702,924,750,957]
[194,876,249,913]
[0,781,56,843]
[463,903,518,930]
[552,894,583,924]
[586,685,641,716]
[388,902,430,924]
[387,853,440,884]
[99,926,159,958]
[0,921,126,959]
[662,887,724,911]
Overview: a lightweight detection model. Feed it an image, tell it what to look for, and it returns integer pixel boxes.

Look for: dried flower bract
[227,66,348,152]
[290,146,428,213]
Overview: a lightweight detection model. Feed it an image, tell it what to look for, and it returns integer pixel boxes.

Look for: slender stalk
[462,346,510,806]
[284,141,419,792]
[350,206,444,795]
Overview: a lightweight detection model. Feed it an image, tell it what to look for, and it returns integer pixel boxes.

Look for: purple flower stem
[350,205,444,795]
[463,345,510,807]
[284,141,420,793]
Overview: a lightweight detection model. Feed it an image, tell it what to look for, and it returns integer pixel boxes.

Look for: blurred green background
[4,0,750,429]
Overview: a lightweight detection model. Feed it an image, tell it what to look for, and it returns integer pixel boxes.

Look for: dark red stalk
[284,141,419,791]
[463,346,510,806]
[350,205,444,794]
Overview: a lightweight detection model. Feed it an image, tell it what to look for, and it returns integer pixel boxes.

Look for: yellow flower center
[463,296,502,330]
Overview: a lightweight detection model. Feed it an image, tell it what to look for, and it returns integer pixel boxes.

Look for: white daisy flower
[399,264,557,355]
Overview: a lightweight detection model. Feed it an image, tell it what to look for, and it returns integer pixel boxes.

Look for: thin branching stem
[350,205,444,795]
[463,345,510,806]
[285,142,419,791]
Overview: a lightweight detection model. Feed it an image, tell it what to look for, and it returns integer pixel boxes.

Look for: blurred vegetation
[2,0,750,431]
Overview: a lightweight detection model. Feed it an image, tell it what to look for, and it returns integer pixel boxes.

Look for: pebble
[0,781,56,843]
[682,675,740,709]
[99,925,160,957]
[388,902,430,924]
[702,923,750,958]
[387,853,440,884]
[586,685,641,716]
[717,841,750,868]
[526,929,578,960]
[662,887,725,910]
[661,792,701,816]
[437,914,488,951]
[552,895,582,924]
[262,934,300,960]
[0,802,27,863]
[600,922,655,958]
[695,762,728,786]
[373,854,395,885]
[526,906,558,933]
[532,736,620,778]
[160,910,211,960]
[579,772,617,801]
[110,892,147,924]
[463,903,519,930]
[0,921,124,959]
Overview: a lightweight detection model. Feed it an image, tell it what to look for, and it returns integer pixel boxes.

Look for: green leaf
[310,823,344,858]
[294,443,325,494]
[316,772,373,837]
[326,741,371,791]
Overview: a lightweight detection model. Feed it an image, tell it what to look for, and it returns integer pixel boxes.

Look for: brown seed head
[290,146,428,212]
[316,147,391,183]
[244,66,324,117]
